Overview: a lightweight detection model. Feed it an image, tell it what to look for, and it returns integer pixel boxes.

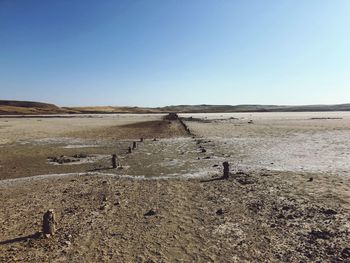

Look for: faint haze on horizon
[0,0,349,107]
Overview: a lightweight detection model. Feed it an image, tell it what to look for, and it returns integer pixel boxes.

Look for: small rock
[99,204,109,210]
[73,153,87,158]
[308,177,313,182]
[144,209,157,216]
[216,208,224,215]
[63,240,71,246]
[322,208,337,216]
[309,230,333,240]
[341,248,350,259]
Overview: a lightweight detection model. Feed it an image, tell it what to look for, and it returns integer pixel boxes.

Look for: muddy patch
[62,144,101,149]
[48,154,108,165]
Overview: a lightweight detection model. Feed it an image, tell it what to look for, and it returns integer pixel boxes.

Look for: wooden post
[112,154,118,168]
[43,209,56,237]
[128,146,132,154]
[223,162,230,179]
[132,141,137,150]
[140,138,144,142]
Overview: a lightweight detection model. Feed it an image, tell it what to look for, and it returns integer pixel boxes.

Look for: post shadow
[200,162,231,183]
[87,167,115,172]
[0,232,41,245]
[200,176,227,183]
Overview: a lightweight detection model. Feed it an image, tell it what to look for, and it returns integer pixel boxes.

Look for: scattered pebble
[216,208,224,216]
[144,209,157,217]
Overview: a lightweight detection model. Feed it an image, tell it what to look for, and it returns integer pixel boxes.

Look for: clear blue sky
[1,0,349,107]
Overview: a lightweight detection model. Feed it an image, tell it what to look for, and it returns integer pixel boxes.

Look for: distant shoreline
[1,111,350,118]
[1,100,350,116]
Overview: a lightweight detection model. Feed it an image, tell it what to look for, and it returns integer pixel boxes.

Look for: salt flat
[183,111,350,175]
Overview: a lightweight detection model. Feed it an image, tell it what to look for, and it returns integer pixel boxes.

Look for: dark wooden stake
[128,146,132,154]
[132,141,137,149]
[223,161,230,179]
[140,138,144,142]
[43,209,56,237]
[112,154,118,168]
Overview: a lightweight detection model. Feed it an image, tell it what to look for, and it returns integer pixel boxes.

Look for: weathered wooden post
[223,161,230,179]
[140,138,144,142]
[128,146,132,154]
[43,209,56,237]
[112,154,118,168]
[132,141,137,150]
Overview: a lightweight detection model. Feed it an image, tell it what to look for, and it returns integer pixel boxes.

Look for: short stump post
[112,154,118,168]
[128,146,132,154]
[132,141,137,150]
[140,138,144,142]
[43,209,56,237]
[223,161,230,179]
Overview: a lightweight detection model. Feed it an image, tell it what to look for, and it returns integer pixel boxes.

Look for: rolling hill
[1,100,350,115]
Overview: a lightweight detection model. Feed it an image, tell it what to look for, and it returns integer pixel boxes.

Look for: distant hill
[0,100,70,115]
[157,104,350,113]
[62,106,161,114]
[1,100,350,115]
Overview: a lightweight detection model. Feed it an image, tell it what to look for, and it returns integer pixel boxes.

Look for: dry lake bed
[0,112,350,262]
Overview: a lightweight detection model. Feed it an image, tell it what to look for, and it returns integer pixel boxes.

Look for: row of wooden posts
[111,138,145,168]
[111,139,230,178]
[42,136,230,237]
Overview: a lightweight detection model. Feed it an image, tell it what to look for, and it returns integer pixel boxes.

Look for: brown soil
[1,171,349,262]
[0,120,187,180]
[68,120,187,140]
[0,114,349,262]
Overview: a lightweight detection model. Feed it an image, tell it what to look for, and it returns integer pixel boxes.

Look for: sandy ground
[0,114,166,145]
[0,113,350,262]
